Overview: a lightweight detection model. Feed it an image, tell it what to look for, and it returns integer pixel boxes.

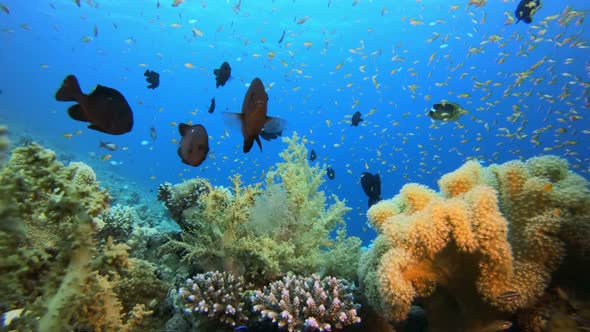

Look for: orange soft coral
[361,156,590,331]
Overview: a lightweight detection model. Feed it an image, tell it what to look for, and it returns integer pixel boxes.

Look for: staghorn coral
[360,156,590,331]
[178,271,251,327]
[251,274,361,332]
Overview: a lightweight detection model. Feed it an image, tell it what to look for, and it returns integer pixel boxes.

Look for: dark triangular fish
[144,69,160,89]
[309,149,317,161]
[55,75,133,135]
[327,167,335,180]
[515,0,542,24]
[177,123,209,167]
[208,98,216,114]
[351,111,363,126]
[361,172,382,207]
[213,62,231,88]
[224,78,285,153]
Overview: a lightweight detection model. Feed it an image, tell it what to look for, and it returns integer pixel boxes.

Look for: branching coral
[161,174,260,273]
[161,132,360,283]
[178,271,251,327]
[360,156,590,331]
[251,274,361,332]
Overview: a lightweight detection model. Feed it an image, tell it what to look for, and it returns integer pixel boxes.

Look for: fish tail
[56,75,83,101]
[99,140,105,148]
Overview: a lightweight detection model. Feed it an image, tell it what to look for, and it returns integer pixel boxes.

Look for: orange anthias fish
[55,75,134,135]
[177,123,209,166]
[226,78,285,153]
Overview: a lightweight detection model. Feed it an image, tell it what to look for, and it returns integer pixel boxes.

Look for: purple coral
[178,271,250,327]
[251,274,361,331]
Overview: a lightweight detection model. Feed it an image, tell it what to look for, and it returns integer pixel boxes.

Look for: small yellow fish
[63,133,73,139]
[185,63,194,69]
[297,16,310,24]
[303,41,313,49]
[172,0,184,7]
[170,23,182,28]
[191,27,203,37]
[102,154,112,161]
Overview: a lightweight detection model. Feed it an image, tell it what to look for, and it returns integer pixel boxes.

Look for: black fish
[327,167,335,180]
[278,30,286,44]
[351,111,363,126]
[428,101,468,122]
[144,69,160,89]
[55,75,133,135]
[515,0,542,24]
[208,98,215,114]
[225,78,285,153]
[259,128,282,141]
[214,62,231,88]
[361,172,382,208]
[309,149,317,161]
[150,126,157,141]
[178,123,209,167]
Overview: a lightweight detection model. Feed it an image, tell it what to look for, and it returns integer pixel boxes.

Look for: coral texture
[0,143,167,331]
[161,133,360,283]
[251,274,361,332]
[360,156,590,331]
[178,271,251,327]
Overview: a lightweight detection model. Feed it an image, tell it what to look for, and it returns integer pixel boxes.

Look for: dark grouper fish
[55,75,133,135]
[226,77,285,153]
[515,0,542,24]
[177,123,209,167]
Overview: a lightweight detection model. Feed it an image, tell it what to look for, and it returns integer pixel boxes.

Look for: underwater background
[0,0,589,331]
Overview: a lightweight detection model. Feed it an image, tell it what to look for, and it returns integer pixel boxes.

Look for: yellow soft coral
[360,155,590,331]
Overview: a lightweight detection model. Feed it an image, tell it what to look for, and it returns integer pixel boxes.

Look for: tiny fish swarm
[178,271,251,327]
[251,274,361,332]
[360,155,590,331]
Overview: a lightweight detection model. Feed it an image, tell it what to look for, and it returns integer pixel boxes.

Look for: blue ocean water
[0,0,588,246]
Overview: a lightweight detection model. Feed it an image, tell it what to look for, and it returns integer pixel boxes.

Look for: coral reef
[161,132,361,282]
[178,271,251,327]
[251,274,361,332]
[0,142,170,331]
[360,156,590,331]
[98,204,137,242]
[157,178,212,230]
[178,271,362,332]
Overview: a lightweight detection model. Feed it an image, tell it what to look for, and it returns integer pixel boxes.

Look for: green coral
[162,132,361,283]
[0,142,168,331]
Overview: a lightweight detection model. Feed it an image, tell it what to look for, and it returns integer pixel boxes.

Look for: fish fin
[264,116,286,134]
[178,123,190,136]
[222,112,245,131]
[254,135,262,151]
[68,104,88,122]
[144,69,149,76]
[56,75,83,101]
[99,140,105,148]
[88,124,109,134]
[243,138,255,153]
